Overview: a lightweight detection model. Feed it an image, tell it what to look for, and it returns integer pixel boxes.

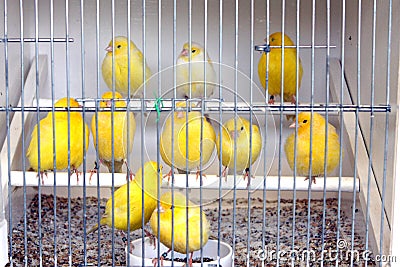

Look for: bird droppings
[9,194,375,266]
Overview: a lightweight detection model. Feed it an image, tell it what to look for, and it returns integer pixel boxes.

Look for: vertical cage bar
[335,0,346,265]
[305,0,316,265]
[94,0,102,265]
[380,0,392,265]
[217,0,223,266]
[364,0,377,263]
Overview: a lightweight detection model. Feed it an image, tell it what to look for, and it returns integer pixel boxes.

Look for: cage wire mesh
[0,0,398,266]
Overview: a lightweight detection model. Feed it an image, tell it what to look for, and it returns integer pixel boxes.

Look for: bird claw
[70,167,81,183]
[152,250,171,267]
[144,229,156,250]
[89,161,99,184]
[218,166,228,182]
[304,176,317,184]
[243,168,254,187]
[195,170,206,185]
[124,160,135,181]
[163,169,174,185]
[291,95,297,105]
[39,171,48,185]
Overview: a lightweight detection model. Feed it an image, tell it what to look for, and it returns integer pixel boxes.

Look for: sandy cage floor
[9,194,375,266]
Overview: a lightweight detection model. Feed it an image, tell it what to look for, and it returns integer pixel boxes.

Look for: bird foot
[39,171,48,185]
[70,167,81,183]
[182,252,194,267]
[89,161,99,184]
[163,169,174,185]
[152,250,171,267]
[268,95,275,104]
[291,95,297,105]
[144,229,156,250]
[124,161,134,181]
[243,168,255,187]
[195,170,206,185]
[218,166,228,182]
[304,176,317,184]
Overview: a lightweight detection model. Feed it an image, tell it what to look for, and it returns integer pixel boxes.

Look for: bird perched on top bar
[176,42,216,99]
[284,112,340,184]
[258,32,303,118]
[26,97,89,184]
[102,36,152,97]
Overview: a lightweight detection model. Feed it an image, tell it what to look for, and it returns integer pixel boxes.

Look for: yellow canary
[87,161,162,234]
[26,97,89,180]
[159,102,216,179]
[150,191,210,265]
[258,32,303,105]
[284,112,340,183]
[102,36,152,97]
[91,91,136,173]
[176,42,216,99]
[216,116,262,182]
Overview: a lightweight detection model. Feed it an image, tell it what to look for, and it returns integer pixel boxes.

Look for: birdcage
[0,0,398,266]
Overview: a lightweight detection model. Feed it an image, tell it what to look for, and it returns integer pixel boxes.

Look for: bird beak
[180,48,188,57]
[289,122,297,128]
[229,130,236,139]
[105,45,113,52]
[106,100,112,107]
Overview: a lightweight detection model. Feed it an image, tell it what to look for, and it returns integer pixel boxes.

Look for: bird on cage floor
[176,42,216,100]
[90,91,136,182]
[284,112,340,184]
[159,101,216,184]
[26,97,89,184]
[87,161,162,236]
[258,32,303,121]
[150,191,210,267]
[102,36,152,98]
[216,116,262,187]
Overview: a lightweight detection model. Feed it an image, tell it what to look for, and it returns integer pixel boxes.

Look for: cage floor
[9,194,374,266]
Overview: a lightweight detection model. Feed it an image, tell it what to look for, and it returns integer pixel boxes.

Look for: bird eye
[240,126,244,131]
[303,119,308,123]
[117,45,122,48]
[192,49,196,53]
[271,38,275,42]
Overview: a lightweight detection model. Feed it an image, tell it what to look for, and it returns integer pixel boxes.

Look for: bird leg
[219,166,228,182]
[163,169,174,185]
[268,95,275,104]
[182,252,194,267]
[39,171,48,185]
[144,229,156,250]
[195,169,206,185]
[291,95,297,104]
[88,161,99,184]
[304,176,317,184]
[152,249,171,267]
[243,168,255,187]
[70,166,81,183]
[124,160,134,181]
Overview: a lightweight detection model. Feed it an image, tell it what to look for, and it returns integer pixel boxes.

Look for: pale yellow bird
[150,191,210,266]
[284,112,340,184]
[176,42,216,99]
[258,32,303,105]
[102,36,152,97]
[159,102,216,180]
[91,91,136,175]
[87,161,163,234]
[26,97,89,183]
[216,116,262,184]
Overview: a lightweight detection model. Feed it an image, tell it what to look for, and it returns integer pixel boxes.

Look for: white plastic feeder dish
[126,237,232,267]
